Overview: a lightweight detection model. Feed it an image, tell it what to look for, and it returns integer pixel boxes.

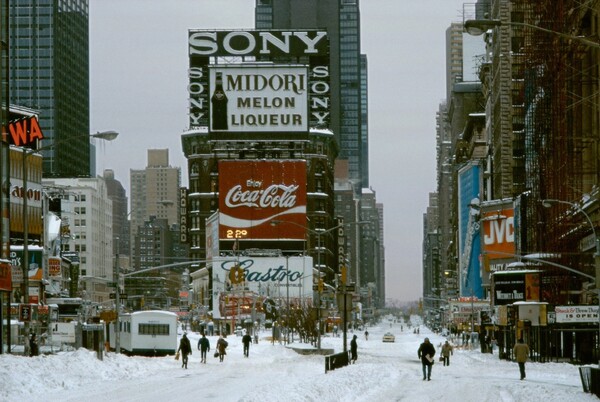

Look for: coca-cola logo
[225,183,299,209]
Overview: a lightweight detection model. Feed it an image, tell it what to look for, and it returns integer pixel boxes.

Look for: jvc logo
[484,217,514,245]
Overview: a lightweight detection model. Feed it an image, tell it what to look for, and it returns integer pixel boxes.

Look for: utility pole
[114,253,120,353]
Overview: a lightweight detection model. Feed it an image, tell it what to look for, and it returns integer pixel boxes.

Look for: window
[139,323,171,336]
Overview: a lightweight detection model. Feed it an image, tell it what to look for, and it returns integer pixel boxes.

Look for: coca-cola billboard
[219,160,306,240]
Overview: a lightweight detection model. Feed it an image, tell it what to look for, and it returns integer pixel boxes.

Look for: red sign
[218,160,307,240]
[48,257,61,277]
[0,262,11,291]
[482,207,515,266]
[8,116,44,146]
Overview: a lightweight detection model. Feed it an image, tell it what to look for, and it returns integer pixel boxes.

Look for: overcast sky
[89,0,467,303]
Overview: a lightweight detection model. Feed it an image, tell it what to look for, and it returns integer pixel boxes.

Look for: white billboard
[555,305,599,323]
[209,64,308,133]
[50,322,76,343]
[212,256,313,319]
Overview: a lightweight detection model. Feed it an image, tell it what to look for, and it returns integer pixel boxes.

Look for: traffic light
[318,278,324,292]
[340,266,347,285]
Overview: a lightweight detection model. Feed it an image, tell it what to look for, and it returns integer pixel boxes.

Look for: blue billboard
[457,163,483,298]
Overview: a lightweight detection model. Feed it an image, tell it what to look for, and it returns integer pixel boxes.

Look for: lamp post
[464,18,600,49]
[271,219,369,351]
[542,198,600,365]
[20,130,118,352]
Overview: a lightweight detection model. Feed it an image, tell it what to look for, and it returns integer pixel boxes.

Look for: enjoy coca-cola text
[225,183,299,209]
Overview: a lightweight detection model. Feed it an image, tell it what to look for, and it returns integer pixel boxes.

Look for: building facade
[43,176,113,303]
[129,149,181,270]
[8,0,92,178]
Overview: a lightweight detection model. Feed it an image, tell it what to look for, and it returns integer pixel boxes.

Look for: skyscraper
[255,0,366,189]
[129,149,180,270]
[8,0,91,178]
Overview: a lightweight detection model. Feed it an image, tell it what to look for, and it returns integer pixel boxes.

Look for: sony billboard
[188,29,330,131]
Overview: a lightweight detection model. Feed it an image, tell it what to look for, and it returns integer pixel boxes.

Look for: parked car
[382,332,395,342]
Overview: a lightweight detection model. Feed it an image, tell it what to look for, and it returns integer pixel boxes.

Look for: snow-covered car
[382,332,395,342]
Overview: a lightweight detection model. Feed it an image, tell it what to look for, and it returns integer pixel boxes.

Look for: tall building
[129,149,181,270]
[255,0,365,189]
[43,176,113,303]
[8,0,91,178]
[253,0,385,308]
[104,169,128,256]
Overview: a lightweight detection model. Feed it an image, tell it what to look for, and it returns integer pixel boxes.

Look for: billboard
[218,160,307,240]
[457,163,482,298]
[209,64,308,133]
[188,30,330,131]
[0,261,11,291]
[555,305,599,323]
[205,211,220,261]
[481,206,515,271]
[211,256,313,319]
[492,271,540,305]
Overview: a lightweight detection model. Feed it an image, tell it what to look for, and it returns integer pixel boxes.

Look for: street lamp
[20,130,118,352]
[464,18,600,49]
[542,198,600,365]
[271,219,370,351]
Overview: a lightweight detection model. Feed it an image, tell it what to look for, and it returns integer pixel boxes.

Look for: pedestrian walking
[177,333,192,369]
[364,330,369,340]
[417,337,436,381]
[513,338,530,380]
[441,340,453,366]
[350,334,358,363]
[242,331,252,357]
[217,335,228,362]
[197,332,210,363]
[29,333,39,357]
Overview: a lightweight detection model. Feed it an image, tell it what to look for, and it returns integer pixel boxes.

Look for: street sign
[120,294,128,299]
[109,293,116,299]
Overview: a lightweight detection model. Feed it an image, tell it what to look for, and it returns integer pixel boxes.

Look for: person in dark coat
[242,332,252,357]
[350,334,358,363]
[29,333,39,357]
[197,333,210,363]
[216,335,228,362]
[178,333,192,369]
[417,337,436,381]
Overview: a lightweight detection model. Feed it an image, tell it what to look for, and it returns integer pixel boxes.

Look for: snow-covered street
[1,319,595,402]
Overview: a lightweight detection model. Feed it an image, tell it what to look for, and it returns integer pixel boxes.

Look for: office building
[8,0,91,178]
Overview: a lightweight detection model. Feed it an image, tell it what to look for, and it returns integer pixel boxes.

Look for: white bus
[109,310,177,356]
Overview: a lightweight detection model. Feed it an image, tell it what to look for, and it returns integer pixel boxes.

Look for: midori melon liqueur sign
[209,65,308,133]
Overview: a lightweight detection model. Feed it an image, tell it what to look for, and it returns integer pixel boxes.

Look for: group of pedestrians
[177,331,255,368]
[417,336,530,382]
